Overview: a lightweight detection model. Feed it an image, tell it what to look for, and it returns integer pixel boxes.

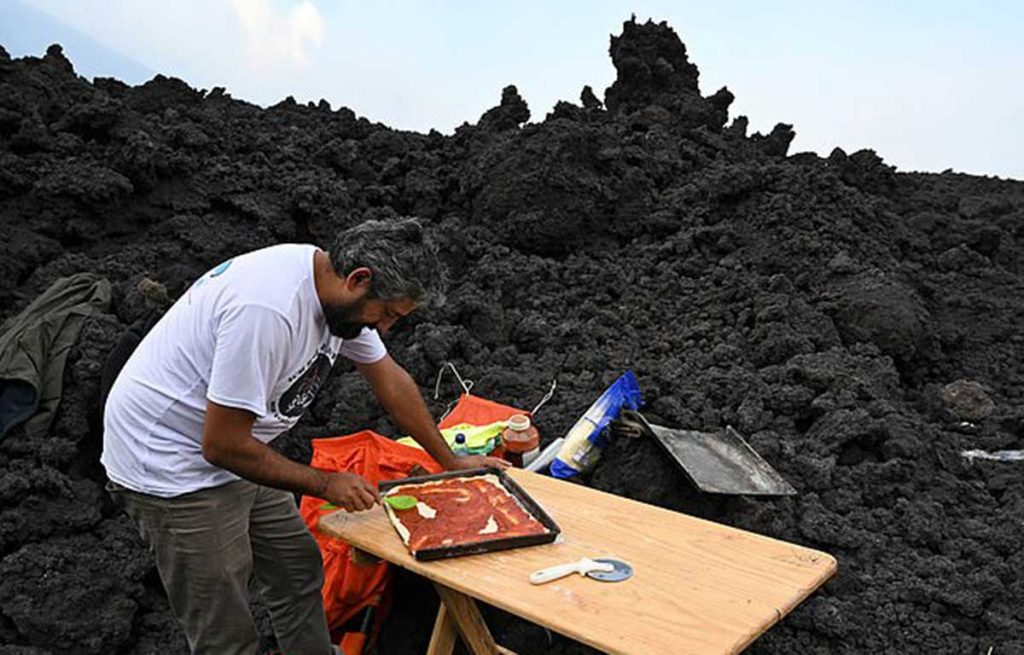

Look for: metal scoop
[530,558,615,585]
[615,410,796,496]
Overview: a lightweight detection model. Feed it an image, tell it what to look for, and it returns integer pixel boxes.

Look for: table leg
[426,603,457,655]
[431,583,518,655]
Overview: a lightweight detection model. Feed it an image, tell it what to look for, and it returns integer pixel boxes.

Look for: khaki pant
[108,479,335,655]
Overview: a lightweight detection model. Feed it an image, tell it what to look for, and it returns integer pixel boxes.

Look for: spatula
[320,495,417,511]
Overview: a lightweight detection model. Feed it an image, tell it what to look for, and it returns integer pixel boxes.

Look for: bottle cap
[508,414,531,432]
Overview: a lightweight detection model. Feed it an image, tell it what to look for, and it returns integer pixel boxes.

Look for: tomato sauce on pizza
[384,474,550,554]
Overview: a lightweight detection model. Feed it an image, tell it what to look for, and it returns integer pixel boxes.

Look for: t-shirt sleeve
[339,327,387,364]
[207,305,292,417]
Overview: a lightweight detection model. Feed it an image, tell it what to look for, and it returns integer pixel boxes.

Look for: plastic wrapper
[961,449,1024,462]
[551,370,643,479]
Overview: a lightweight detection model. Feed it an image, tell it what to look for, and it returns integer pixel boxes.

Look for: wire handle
[433,361,474,400]
[530,379,557,416]
[433,361,474,423]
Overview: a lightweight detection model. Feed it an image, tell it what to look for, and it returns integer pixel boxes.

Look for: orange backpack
[299,431,441,647]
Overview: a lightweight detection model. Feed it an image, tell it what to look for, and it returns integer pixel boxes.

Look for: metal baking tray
[379,467,560,561]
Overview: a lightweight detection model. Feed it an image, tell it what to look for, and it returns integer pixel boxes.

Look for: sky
[2,0,1022,179]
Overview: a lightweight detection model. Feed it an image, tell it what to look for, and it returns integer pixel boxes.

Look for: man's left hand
[449,454,510,471]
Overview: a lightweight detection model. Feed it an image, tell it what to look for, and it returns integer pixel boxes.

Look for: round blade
[586,558,633,582]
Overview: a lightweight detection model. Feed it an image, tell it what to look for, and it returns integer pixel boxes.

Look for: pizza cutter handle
[530,561,583,585]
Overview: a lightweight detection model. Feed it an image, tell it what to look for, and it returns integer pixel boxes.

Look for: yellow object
[397,421,506,455]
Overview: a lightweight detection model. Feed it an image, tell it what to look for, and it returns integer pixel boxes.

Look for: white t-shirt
[101,243,387,497]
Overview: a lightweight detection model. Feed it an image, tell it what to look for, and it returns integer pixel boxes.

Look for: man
[102,218,506,655]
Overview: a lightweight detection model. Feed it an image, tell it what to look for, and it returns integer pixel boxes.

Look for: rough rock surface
[1,19,1023,654]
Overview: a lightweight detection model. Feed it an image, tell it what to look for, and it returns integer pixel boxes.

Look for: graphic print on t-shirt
[274,347,335,419]
[209,259,233,277]
[187,258,235,302]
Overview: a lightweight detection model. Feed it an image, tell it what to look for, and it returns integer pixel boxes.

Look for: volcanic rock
[940,379,996,422]
[0,15,1022,655]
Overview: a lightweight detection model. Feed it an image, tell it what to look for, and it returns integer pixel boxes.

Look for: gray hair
[329,218,448,307]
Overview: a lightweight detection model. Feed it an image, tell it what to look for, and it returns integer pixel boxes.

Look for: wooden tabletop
[319,469,836,655]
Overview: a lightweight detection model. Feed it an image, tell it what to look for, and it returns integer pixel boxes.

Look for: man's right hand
[202,402,381,510]
[322,472,380,512]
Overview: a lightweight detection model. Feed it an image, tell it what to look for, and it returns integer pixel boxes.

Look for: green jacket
[0,273,111,440]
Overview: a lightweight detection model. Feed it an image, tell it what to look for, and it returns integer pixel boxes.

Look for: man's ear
[345,267,373,292]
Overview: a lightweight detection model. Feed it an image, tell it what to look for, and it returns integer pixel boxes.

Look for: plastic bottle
[451,432,471,457]
[501,414,540,468]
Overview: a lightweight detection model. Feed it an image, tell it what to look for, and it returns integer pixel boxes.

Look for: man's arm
[355,355,508,470]
[201,400,379,510]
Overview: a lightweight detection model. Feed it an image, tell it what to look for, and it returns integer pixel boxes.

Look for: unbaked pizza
[383,474,550,554]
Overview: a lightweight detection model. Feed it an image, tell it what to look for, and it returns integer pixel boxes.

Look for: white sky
[4,0,1023,179]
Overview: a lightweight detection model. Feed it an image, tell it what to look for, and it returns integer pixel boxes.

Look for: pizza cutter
[529,557,633,584]
[586,558,633,582]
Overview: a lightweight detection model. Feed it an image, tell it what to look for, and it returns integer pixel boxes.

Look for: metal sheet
[623,411,796,496]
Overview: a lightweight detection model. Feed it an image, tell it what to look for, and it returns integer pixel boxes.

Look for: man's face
[322,296,371,339]
[322,295,416,338]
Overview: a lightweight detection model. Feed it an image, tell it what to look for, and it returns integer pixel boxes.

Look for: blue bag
[550,370,643,479]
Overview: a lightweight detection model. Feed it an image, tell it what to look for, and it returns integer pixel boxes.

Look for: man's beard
[322,298,369,339]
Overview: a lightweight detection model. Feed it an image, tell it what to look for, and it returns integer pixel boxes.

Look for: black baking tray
[378,467,560,561]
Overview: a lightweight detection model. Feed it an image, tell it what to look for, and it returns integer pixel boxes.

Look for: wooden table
[319,469,836,655]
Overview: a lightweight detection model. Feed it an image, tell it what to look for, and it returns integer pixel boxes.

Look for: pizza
[383,474,550,554]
